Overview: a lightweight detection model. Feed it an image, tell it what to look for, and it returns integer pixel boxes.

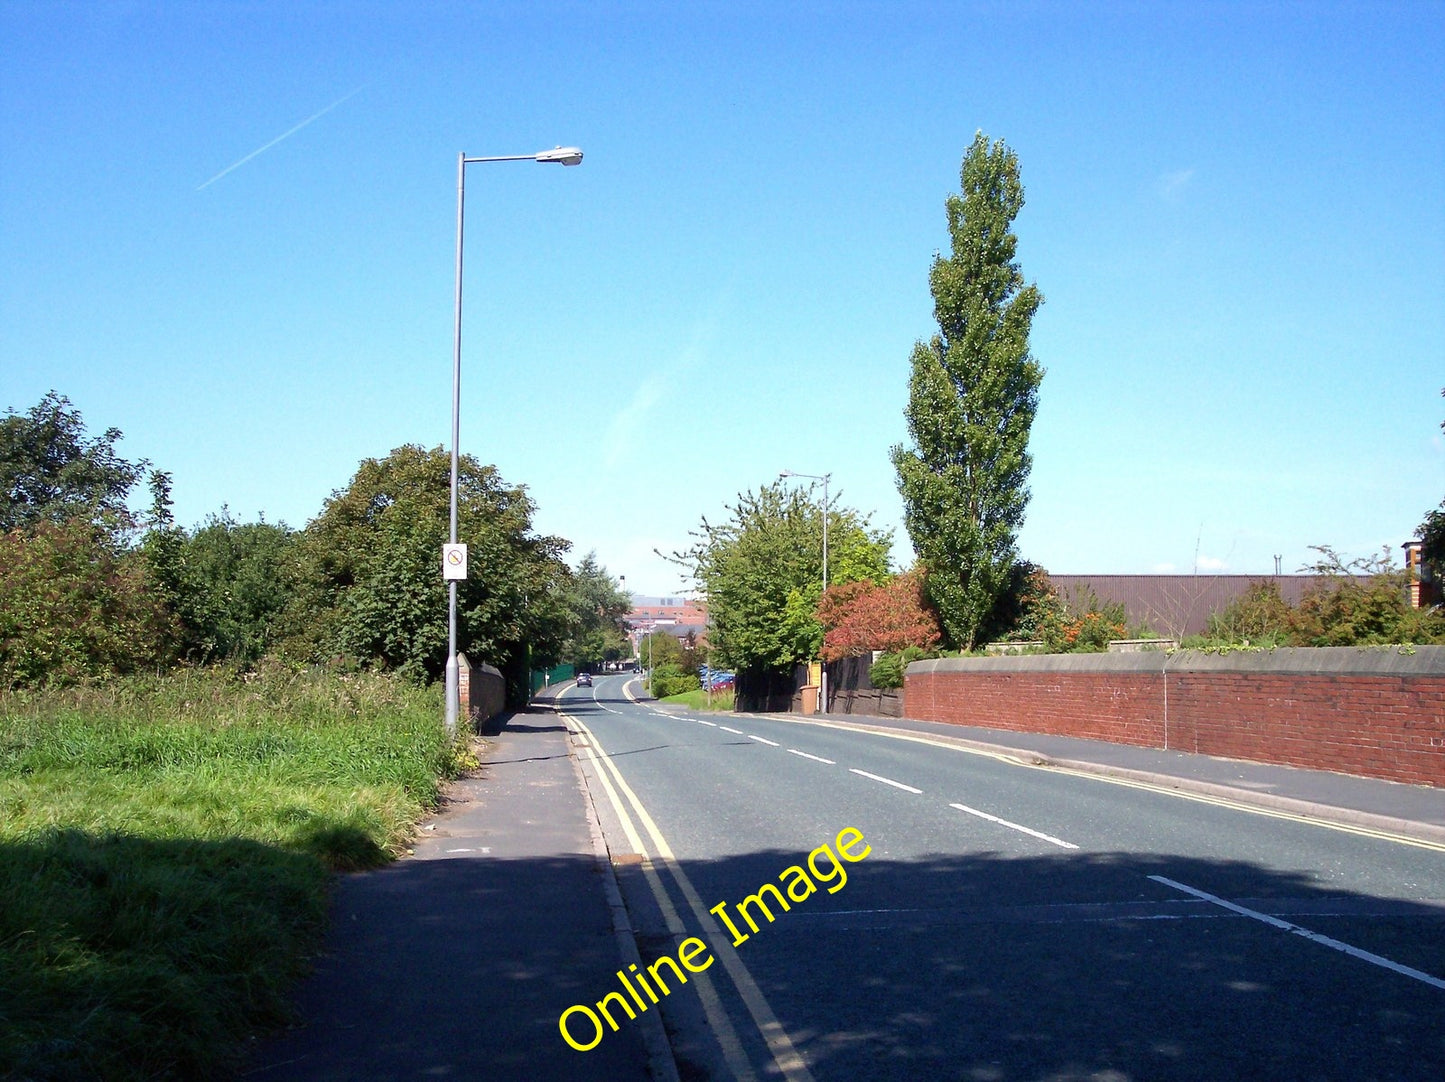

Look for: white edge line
[787,749,836,765]
[950,802,1079,849]
[1148,875,1445,990]
[849,768,922,794]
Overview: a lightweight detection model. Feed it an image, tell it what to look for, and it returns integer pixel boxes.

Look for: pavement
[243,691,1443,1082]
[243,701,662,1082]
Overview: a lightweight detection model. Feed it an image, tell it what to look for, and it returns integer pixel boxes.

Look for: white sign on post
[442,544,468,581]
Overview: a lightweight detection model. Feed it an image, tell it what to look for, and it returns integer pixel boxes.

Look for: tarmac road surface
[562,672,1445,1082]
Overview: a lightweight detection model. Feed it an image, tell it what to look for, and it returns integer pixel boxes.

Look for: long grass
[0,665,458,1081]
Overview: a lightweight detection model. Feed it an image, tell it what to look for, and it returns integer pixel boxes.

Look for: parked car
[576,673,593,687]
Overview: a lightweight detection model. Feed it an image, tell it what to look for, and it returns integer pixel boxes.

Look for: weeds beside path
[0,667,461,1082]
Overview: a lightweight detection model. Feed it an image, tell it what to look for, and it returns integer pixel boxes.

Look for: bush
[869,644,933,689]
[649,664,701,699]
[1204,582,1293,646]
[0,519,177,688]
[1196,547,1445,648]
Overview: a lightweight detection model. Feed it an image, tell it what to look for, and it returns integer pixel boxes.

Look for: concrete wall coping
[908,644,1445,677]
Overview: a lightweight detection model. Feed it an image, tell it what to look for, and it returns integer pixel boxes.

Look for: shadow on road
[614,845,1445,1081]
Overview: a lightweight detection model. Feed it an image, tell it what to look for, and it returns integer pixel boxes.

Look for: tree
[891,133,1044,650]
[817,570,942,662]
[1,391,148,534]
[280,444,572,683]
[671,482,891,674]
[144,502,298,665]
[560,552,631,669]
[0,393,172,687]
[0,518,175,687]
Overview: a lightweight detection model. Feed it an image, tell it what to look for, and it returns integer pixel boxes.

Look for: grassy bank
[659,687,735,712]
[0,666,458,1081]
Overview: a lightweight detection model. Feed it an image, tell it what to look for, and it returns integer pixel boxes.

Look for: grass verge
[659,687,735,712]
[0,665,460,1081]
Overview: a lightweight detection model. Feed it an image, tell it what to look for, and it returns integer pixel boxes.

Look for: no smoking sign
[441,544,468,581]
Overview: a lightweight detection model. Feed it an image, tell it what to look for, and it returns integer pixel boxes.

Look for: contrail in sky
[197,85,365,191]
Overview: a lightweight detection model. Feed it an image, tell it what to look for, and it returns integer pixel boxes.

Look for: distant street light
[780,469,830,715]
[445,147,584,736]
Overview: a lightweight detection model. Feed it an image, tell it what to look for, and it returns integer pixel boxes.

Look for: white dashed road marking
[850,768,922,794]
[950,802,1078,849]
[1149,875,1445,990]
[788,749,836,765]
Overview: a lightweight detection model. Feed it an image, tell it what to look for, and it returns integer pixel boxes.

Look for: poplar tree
[891,133,1043,650]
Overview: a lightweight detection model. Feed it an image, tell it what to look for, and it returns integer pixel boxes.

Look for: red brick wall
[457,653,506,726]
[905,648,1445,788]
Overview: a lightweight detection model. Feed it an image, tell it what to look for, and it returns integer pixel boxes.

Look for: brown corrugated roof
[1046,574,1366,637]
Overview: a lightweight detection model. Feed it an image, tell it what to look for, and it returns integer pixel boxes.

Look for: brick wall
[905,647,1445,787]
[457,653,506,727]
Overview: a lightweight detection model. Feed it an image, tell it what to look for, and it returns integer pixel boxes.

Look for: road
[556,673,1445,1082]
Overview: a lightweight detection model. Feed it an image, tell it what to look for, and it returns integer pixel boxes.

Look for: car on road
[576,673,593,687]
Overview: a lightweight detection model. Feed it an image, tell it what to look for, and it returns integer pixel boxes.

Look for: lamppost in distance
[779,468,830,715]
[445,146,584,736]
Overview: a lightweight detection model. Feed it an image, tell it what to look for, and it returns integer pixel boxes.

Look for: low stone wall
[905,646,1445,787]
[458,653,506,727]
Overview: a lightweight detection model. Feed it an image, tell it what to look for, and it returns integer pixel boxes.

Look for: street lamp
[445,146,584,736]
[779,469,830,715]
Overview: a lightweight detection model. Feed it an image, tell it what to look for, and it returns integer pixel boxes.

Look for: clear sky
[3,1,1442,596]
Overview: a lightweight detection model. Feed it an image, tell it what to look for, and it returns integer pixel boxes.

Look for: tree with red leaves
[818,571,942,662]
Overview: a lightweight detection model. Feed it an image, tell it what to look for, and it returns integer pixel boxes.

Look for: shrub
[648,664,700,699]
[0,519,177,688]
[1205,582,1293,646]
[869,644,933,689]
[1197,547,1445,648]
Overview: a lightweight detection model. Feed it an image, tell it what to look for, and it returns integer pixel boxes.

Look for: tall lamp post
[445,146,583,736]
[780,469,830,715]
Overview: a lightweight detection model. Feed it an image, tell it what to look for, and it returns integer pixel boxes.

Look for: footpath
[246,693,1442,1082]
[243,701,656,1082]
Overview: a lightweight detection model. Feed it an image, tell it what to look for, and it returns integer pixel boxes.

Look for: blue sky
[3,1,1442,595]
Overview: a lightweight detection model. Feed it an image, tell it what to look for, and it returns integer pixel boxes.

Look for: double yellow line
[563,707,816,1082]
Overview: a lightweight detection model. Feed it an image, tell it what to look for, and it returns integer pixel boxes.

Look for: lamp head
[536,146,584,166]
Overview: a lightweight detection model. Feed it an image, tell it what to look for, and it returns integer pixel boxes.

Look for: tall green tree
[1,391,148,534]
[143,502,298,665]
[672,482,891,673]
[891,132,1044,650]
[280,444,571,683]
[560,552,631,669]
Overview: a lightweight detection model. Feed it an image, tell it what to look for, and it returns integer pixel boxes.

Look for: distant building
[1046,574,1363,638]
[623,596,708,653]
[1403,540,1441,609]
